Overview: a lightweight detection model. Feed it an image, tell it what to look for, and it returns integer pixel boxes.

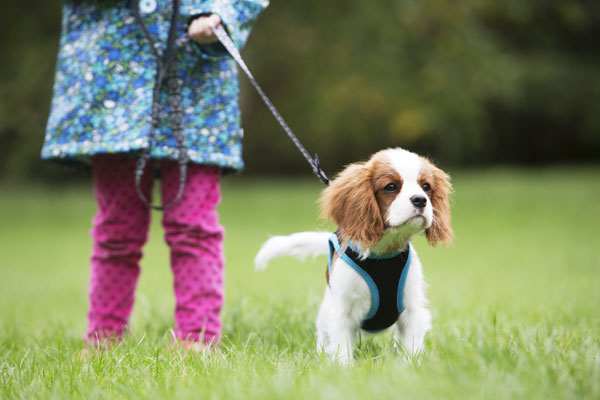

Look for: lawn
[1,167,599,399]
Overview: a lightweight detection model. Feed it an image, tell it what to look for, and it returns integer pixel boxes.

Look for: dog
[255,148,453,364]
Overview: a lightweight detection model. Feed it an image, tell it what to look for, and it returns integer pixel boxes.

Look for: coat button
[139,0,157,13]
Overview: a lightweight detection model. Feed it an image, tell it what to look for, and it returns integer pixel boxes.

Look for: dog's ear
[423,161,454,246]
[320,162,384,246]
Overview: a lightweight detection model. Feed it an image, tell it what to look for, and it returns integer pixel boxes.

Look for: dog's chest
[327,234,411,332]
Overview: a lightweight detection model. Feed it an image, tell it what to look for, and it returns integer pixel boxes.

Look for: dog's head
[320,148,453,249]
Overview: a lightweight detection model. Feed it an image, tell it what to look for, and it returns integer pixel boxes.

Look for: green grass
[1,167,599,399]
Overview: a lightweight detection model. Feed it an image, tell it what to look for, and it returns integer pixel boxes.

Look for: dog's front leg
[323,290,362,366]
[394,251,431,359]
[325,312,357,366]
[324,259,369,365]
[394,306,431,359]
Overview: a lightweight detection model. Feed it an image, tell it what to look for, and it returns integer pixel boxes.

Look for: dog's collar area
[348,241,407,260]
[334,233,408,260]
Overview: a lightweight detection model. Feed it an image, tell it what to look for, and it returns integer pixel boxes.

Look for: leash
[131,7,331,211]
[212,25,331,186]
[132,0,188,210]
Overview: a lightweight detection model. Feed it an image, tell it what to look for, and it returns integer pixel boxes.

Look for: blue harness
[328,233,412,333]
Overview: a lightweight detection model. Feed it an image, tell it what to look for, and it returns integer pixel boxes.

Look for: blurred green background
[1,0,599,182]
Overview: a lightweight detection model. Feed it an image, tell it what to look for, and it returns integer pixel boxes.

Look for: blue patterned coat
[42,0,268,171]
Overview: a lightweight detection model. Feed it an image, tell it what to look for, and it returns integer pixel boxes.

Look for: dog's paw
[393,339,425,365]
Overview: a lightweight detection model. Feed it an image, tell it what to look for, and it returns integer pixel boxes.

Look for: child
[41,0,268,347]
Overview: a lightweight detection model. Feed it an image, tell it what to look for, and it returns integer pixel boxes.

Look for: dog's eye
[422,183,431,192]
[384,183,398,192]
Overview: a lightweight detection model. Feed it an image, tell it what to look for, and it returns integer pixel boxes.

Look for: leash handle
[133,0,188,211]
[135,152,187,211]
[212,25,331,186]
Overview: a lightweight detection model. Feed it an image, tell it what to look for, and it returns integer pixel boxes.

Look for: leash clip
[311,153,331,186]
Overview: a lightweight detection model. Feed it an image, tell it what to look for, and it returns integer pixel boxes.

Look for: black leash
[212,25,331,186]
[132,0,187,210]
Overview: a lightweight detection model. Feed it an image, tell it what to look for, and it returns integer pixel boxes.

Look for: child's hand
[188,14,221,44]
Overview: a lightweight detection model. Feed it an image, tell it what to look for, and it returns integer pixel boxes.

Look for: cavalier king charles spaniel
[255,148,453,364]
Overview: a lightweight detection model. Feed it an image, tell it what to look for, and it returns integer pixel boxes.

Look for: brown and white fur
[254,148,453,364]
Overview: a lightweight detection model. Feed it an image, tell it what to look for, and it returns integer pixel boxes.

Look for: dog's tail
[254,231,331,270]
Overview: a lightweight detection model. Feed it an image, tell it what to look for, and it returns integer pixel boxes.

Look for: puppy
[255,148,453,364]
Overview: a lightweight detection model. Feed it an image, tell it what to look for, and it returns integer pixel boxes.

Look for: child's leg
[87,154,154,344]
[161,162,224,344]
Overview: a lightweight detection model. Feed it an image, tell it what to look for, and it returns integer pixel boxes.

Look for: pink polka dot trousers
[87,154,224,345]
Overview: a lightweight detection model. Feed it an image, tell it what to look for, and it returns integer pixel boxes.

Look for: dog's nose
[410,195,427,209]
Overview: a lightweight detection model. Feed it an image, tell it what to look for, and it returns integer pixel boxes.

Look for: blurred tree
[0,1,63,181]
[1,0,598,181]
[242,0,600,173]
